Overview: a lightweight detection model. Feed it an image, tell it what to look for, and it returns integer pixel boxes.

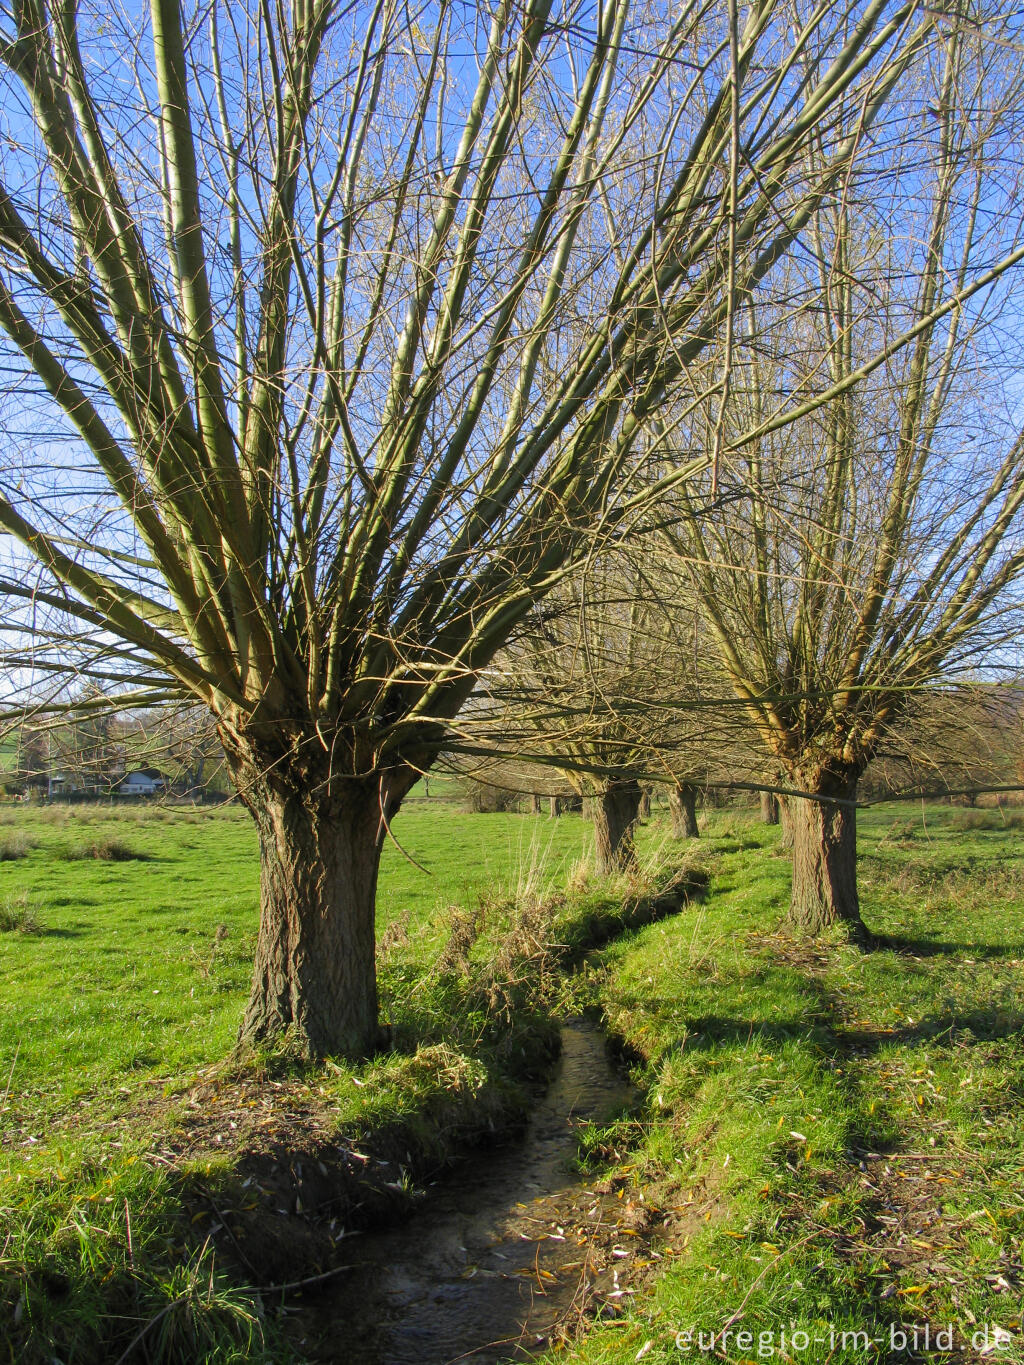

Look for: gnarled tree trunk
[669,782,699,838]
[592,779,642,875]
[788,767,865,939]
[760,789,780,824]
[222,731,412,1059]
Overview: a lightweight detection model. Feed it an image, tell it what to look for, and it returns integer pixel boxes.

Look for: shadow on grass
[641,1003,1024,1066]
[833,1008,1024,1048]
[867,931,1022,960]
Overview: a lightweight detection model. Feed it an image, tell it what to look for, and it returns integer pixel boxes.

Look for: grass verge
[547,804,1024,1365]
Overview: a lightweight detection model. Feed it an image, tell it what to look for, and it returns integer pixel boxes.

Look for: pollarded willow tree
[482,553,681,875]
[665,27,1024,938]
[483,551,756,868]
[863,681,1024,803]
[0,0,943,1055]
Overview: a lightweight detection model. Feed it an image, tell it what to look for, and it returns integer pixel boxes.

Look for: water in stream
[304,1018,640,1365]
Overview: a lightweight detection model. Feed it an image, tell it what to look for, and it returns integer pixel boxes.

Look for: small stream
[303,1018,639,1364]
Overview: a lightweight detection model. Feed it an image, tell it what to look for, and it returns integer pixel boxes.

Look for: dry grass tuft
[0,833,32,861]
[434,905,483,977]
[0,891,42,933]
[63,838,152,862]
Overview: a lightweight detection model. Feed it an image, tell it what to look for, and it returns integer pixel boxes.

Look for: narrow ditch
[292,1017,648,1364]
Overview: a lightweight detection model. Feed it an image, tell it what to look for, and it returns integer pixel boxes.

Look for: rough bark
[221,733,414,1059]
[669,782,699,838]
[639,787,652,820]
[787,769,866,939]
[549,795,561,817]
[760,789,780,824]
[778,794,794,849]
[530,793,541,814]
[592,779,642,875]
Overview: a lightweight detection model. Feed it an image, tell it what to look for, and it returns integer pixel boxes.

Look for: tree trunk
[592,779,642,875]
[639,787,651,820]
[778,794,794,850]
[530,793,541,814]
[236,780,388,1058]
[216,719,419,1061]
[549,795,561,817]
[788,771,865,939]
[669,783,699,838]
[760,789,780,825]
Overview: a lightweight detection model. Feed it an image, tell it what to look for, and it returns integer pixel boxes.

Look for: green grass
[0,796,671,1363]
[551,803,1024,1364]
[0,801,601,1119]
[5,797,1023,1363]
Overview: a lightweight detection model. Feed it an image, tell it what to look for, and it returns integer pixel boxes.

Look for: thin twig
[195,1185,262,1282]
[254,1261,354,1296]
[720,1230,820,1331]
[112,1297,185,1365]
[124,1198,134,1270]
[0,1041,20,1114]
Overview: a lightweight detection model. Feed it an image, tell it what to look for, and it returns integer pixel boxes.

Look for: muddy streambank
[172,866,706,1288]
[290,1018,658,1364]
[165,866,708,1358]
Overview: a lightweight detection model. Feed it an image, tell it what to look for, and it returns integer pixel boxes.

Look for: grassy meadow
[1,795,1023,1362]
[0,798,607,1117]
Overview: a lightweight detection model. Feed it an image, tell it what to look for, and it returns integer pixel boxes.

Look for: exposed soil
[145,1053,539,1289]
[132,866,708,1291]
[112,1017,707,1363]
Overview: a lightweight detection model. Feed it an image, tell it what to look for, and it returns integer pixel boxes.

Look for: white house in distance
[116,767,167,797]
